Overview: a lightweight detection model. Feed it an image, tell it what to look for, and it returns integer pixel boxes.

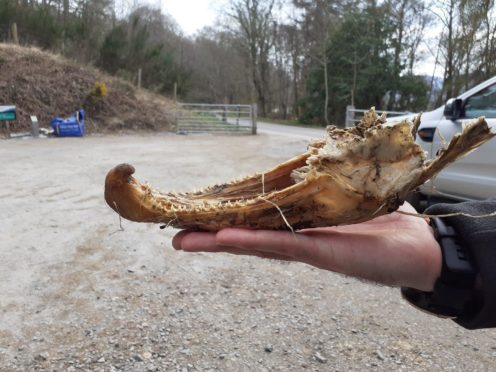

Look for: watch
[401,217,480,318]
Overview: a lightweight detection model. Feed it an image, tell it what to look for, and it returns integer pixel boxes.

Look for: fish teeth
[105,110,494,231]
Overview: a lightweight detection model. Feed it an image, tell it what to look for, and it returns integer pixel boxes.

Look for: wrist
[415,239,442,292]
[406,221,442,292]
[402,217,479,318]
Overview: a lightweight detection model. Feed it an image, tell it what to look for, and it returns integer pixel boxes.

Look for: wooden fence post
[11,23,19,45]
[175,103,180,134]
[137,68,142,89]
[251,103,257,135]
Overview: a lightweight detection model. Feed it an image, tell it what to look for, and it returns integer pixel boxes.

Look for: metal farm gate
[345,105,410,128]
[176,103,257,135]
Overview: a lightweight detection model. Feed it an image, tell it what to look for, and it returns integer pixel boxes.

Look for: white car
[393,77,496,210]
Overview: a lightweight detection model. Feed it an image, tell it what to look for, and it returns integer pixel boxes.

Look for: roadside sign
[0,106,16,121]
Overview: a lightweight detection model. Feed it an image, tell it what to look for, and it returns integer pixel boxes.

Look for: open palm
[172,203,441,291]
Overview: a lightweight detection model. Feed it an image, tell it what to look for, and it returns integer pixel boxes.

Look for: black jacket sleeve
[425,199,496,329]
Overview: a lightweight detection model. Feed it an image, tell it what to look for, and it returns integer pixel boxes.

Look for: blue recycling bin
[50,110,85,137]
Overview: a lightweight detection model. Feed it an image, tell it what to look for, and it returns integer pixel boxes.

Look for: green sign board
[0,106,16,121]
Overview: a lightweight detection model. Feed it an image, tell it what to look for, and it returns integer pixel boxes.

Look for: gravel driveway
[0,133,495,371]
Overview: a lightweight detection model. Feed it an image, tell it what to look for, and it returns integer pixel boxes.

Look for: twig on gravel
[109,201,125,235]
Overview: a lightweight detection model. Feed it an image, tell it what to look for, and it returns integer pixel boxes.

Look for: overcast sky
[161,0,223,35]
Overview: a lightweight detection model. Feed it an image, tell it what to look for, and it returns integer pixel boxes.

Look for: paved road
[257,121,326,140]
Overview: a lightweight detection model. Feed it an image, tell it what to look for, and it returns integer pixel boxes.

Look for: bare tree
[433,0,459,101]
[285,23,303,117]
[477,0,496,80]
[432,0,495,102]
[227,0,276,117]
[384,0,432,109]
[272,23,295,119]
[184,28,250,103]
[293,0,343,124]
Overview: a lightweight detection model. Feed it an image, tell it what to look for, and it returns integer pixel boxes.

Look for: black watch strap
[402,217,479,318]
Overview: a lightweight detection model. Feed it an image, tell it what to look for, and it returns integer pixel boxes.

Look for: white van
[394,77,496,210]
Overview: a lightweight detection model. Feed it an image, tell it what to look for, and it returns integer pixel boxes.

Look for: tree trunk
[11,23,19,45]
[483,12,491,79]
[351,50,357,107]
[390,0,407,110]
[323,50,329,125]
[63,0,69,25]
[442,0,456,100]
[291,30,300,118]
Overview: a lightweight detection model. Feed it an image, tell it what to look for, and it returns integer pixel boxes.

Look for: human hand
[172,203,442,292]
